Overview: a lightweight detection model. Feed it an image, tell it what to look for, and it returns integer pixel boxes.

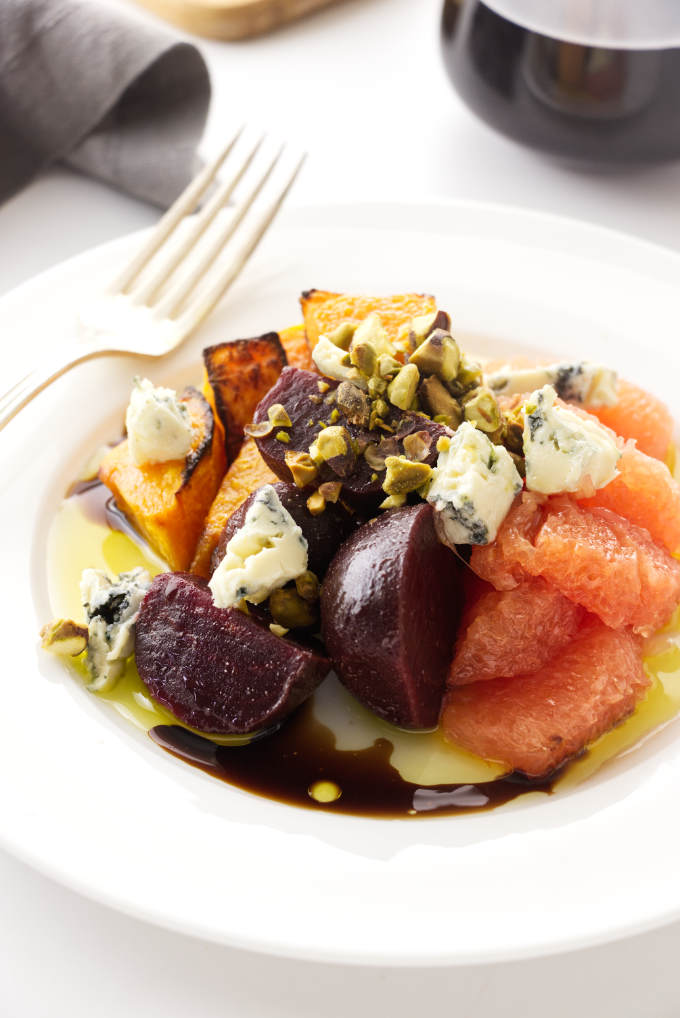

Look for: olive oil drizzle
[48,477,680,818]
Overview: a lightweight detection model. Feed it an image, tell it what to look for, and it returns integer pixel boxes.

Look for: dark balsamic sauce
[441,0,680,165]
[149,702,556,819]
[68,478,150,546]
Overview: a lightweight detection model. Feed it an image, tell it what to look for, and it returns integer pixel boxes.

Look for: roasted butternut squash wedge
[190,437,278,578]
[300,290,437,348]
[278,323,313,371]
[203,333,287,464]
[99,387,226,572]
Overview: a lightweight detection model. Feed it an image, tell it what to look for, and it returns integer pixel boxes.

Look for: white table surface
[3,0,680,1013]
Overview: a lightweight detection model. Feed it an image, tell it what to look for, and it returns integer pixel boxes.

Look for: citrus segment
[589,379,674,462]
[450,577,585,685]
[471,493,680,633]
[579,445,680,555]
[441,618,649,777]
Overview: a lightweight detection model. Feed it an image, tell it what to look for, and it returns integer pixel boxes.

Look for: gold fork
[0,127,305,432]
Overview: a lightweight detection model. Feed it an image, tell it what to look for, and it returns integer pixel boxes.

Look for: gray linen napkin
[0,0,211,208]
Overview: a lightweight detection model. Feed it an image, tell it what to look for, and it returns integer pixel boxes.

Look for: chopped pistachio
[387,363,420,411]
[269,623,289,638]
[409,310,439,347]
[502,418,524,455]
[326,322,356,350]
[295,570,320,602]
[419,375,463,428]
[309,394,322,405]
[317,380,330,394]
[379,493,407,509]
[371,472,379,482]
[267,403,292,428]
[456,353,484,393]
[376,420,394,432]
[318,481,342,502]
[336,381,371,427]
[330,408,340,423]
[307,418,315,427]
[437,435,451,454]
[408,329,460,383]
[349,340,377,378]
[285,450,318,488]
[40,619,88,657]
[377,354,402,380]
[244,419,274,438]
[463,387,502,432]
[364,435,399,471]
[275,430,290,443]
[352,313,389,353]
[367,376,387,398]
[403,430,433,462]
[306,491,326,515]
[374,397,390,419]
[382,454,433,495]
[270,587,318,629]
[310,425,349,462]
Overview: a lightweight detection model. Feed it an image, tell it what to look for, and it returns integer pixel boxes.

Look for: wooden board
[132,0,342,40]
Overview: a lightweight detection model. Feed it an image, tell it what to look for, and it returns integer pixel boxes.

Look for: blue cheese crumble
[486,361,618,407]
[80,567,151,692]
[209,485,308,609]
[125,377,193,466]
[427,422,523,546]
[523,385,621,495]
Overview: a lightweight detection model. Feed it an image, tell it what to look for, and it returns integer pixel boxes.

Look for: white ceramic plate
[1,200,679,967]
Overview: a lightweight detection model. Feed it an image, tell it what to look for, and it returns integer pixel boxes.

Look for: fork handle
[0,343,115,434]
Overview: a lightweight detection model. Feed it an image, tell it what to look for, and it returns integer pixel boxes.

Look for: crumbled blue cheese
[427,422,523,546]
[486,361,618,407]
[311,336,367,389]
[209,485,308,609]
[125,377,193,466]
[80,567,151,692]
[523,385,621,495]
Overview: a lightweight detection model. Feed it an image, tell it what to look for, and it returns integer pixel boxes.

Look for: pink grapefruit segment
[579,445,680,556]
[441,618,649,778]
[470,493,680,633]
[450,577,584,686]
[588,379,674,462]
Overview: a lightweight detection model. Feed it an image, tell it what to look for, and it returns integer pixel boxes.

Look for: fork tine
[177,152,307,340]
[129,133,265,308]
[156,144,284,320]
[108,125,244,296]
[0,373,36,431]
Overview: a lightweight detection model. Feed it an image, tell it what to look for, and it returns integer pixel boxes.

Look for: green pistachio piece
[349,340,377,378]
[382,454,433,496]
[295,570,321,602]
[285,450,319,488]
[367,376,387,398]
[374,397,390,419]
[379,493,407,509]
[408,310,451,350]
[40,619,88,657]
[418,375,463,428]
[244,419,274,438]
[502,418,525,455]
[463,386,502,432]
[318,480,342,502]
[402,430,433,462]
[275,430,290,443]
[317,380,330,394]
[377,354,402,380]
[310,425,349,463]
[387,363,420,411]
[267,403,292,428]
[336,381,371,427]
[455,354,484,393]
[306,491,326,515]
[269,587,318,629]
[269,623,289,638]
[352,313,389,354]
[325,322,356,350]
[408,329,460,383]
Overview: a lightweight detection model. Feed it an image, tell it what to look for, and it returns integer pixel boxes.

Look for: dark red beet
[253,368,447,509]
[211,481,355,578]
[320,505,463,729]
[135,573,331,734]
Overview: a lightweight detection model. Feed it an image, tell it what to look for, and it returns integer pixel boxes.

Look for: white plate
[1,199,679,967]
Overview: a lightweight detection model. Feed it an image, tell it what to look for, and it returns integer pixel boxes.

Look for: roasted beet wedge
[135,573,331,734]
[321,504,463,729]
[253,368,447,509]
[211,481,355,578]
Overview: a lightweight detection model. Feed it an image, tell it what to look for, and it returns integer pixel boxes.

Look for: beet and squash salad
[42,290,680,818]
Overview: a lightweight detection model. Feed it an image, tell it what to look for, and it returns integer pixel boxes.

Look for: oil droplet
[308,780,342,803]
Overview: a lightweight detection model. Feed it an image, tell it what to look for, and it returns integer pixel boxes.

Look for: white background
[2,0,680,1013]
